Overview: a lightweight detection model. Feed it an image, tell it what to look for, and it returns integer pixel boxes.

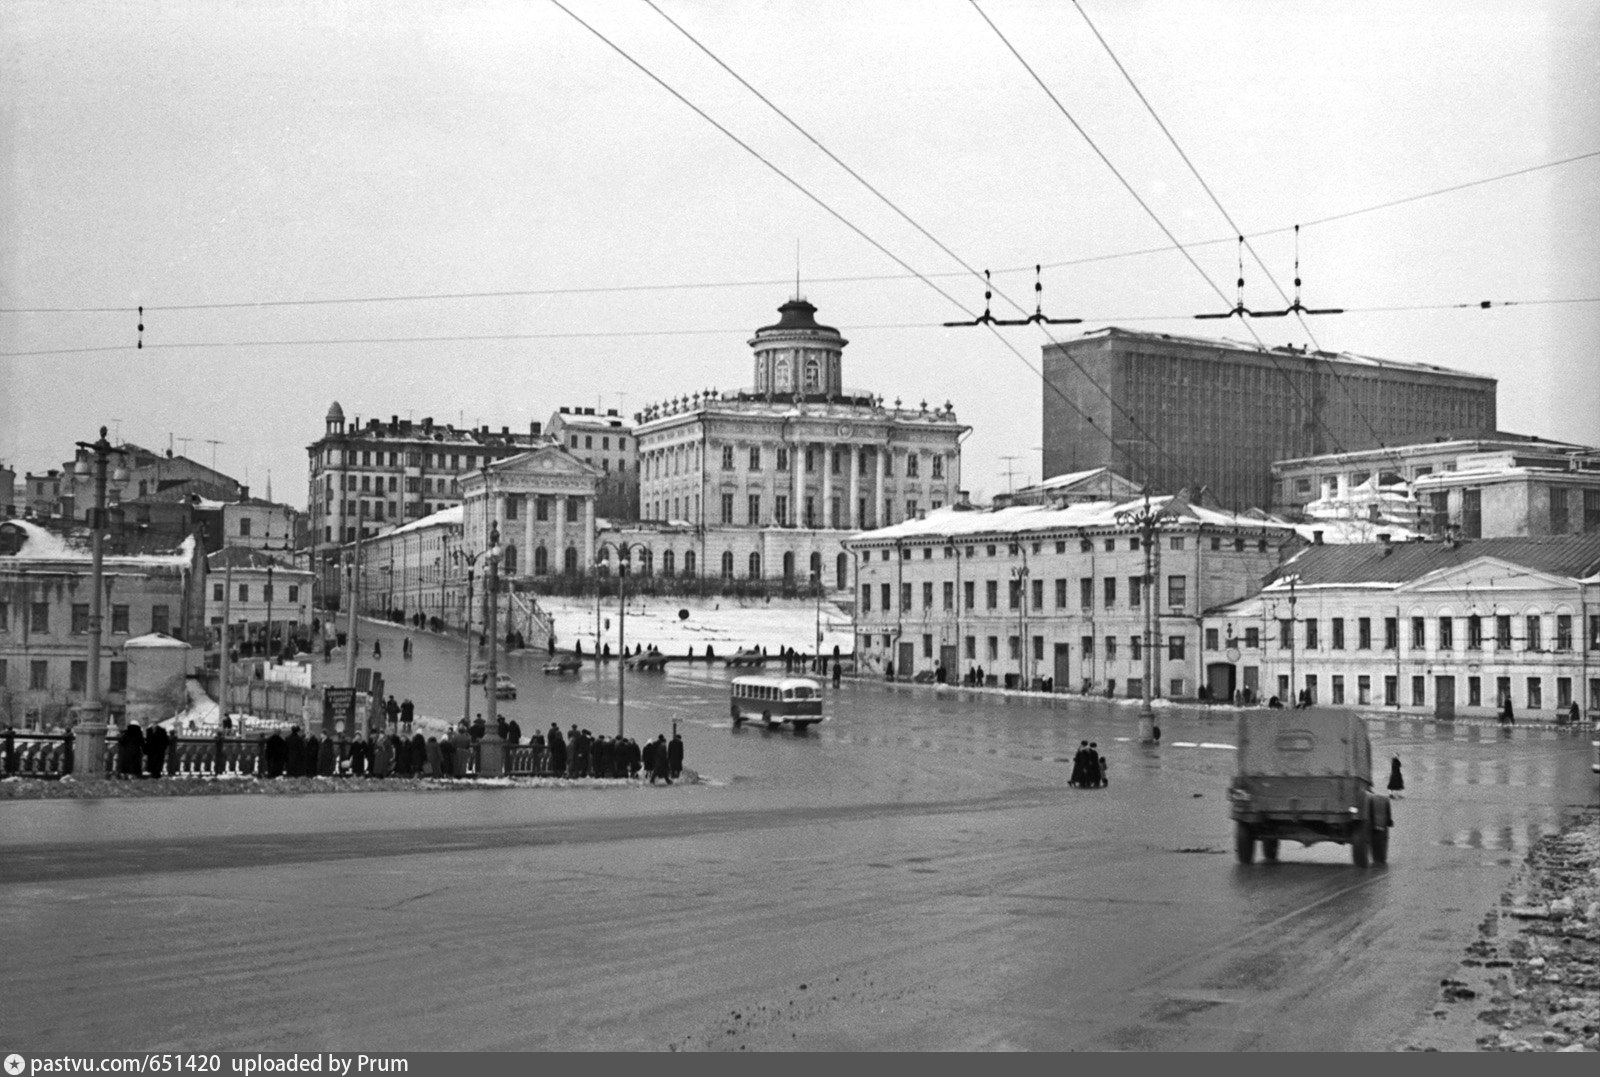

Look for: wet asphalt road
[2,625,1596,1051]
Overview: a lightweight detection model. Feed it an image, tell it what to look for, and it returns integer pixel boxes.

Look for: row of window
[500,495,584,523]
[567,433,627,453]
[1246,613,1600,653]
[322,448,493,471]
[716,494,942,529]
[867,631,1185,663]
[0,601,170,636]
[0,657,129,692]
[210,584,301,604]
[333,474,459,496]
[859,576,1185,613]
[860,532,1266,561]
[714,444,947,479]
[1276,672,1592,711]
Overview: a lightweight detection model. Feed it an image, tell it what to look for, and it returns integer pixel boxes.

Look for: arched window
[836,552,848,590]
[774,355,791,392]
[662,549,676,576]
[783,551,795,583]
[684,550,697,577]
[809,551,822,580]
[804,357,820,392]
[564,546,578,574]
[534,545,548,575]
[502,544,518,575]
[721,550,734,579]
[749,551,762,579]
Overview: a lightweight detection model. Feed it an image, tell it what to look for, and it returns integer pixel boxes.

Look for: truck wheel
[1234,822,1256,864]
[1261,838,1280,861]
[1371,824,1389,865]
[1350,825,1371,868]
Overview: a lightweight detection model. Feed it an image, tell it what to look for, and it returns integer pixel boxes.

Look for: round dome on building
[748,297,846,398]
[325,401,345,422]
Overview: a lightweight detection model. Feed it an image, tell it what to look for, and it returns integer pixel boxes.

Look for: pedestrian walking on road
[1387,755,1404,797]
[832,660,842,689]
[373,639,382,660]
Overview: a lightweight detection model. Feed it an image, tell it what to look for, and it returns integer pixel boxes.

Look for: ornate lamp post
[1115,490,1169,743]
[453,546,481,727]
[478,520,505,776]
[1010,543,1030,690]
[596,539,648,737]
[69,427,126,776]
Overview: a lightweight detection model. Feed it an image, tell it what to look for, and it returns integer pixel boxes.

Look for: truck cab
[1229,708,1393,867]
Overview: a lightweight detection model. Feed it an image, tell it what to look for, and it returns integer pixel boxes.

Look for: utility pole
[1117,490,1164,743]
[1288,575,1299,705]
[344,502,364,691]
[479,521,505,776]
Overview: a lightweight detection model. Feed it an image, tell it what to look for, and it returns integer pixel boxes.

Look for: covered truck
[1228,708,1393,867]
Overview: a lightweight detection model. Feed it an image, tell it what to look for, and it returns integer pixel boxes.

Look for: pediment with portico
[1395,556,1576,596]
[476,446,601,494]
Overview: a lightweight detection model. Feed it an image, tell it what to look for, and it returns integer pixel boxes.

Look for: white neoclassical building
[628,296,969,587]
[1201,535,1600,717]
[460,445,602,581]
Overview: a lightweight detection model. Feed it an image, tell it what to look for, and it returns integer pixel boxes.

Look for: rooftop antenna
[109,419,123,444]
[1195,236,1260,320]
[795,238,802,301]
[1254,224,1345,318]
[999,454,1022,494]
[175,436,193,458]
[203,438,224,471]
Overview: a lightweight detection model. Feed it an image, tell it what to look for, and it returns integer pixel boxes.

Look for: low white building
[1200,535,1600,717]
[845,490,1298,695]
[204,547,315,654]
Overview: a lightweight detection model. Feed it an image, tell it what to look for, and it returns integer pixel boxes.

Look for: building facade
[630,297,968,583]
[546,406,638,522]
[1042,327,1498,513]
[845,491,1297,695]
[1202,536,1600,718]
[204,547,315,653]
[0,520,206,729]
[1272,434,1600,534]
[344,506,463,629]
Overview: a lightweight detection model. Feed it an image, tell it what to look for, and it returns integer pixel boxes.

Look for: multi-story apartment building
[845,487,1297,695]
[1202,535,1600,718]
[0,519,207,728]
[546,407,638,522]
[631,296,968,585]
[1042,327,1498,512]
[204,547,315,653]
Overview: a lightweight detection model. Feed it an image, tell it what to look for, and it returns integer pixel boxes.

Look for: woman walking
[1387,755,1404,798]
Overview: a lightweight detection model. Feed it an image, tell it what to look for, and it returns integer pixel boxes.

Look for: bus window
[783,690,793,701]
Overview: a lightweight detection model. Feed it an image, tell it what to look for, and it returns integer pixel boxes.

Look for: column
[821,442,833,529]
[523,491,535,579]
[848,444,860,529]
[583,496,595,569]
[791,440,803,528]
[554,492,566,572]
[874,443,887,528]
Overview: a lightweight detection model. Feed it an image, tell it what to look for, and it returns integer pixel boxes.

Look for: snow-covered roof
[383,504,463,538]
[123,632,192,650]
[847,497,1298,544]
[3,520,196,567]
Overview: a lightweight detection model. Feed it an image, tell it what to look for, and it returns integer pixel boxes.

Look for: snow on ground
[540,594,855,658]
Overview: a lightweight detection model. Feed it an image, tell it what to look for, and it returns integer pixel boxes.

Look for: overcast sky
[3,0,1597,509]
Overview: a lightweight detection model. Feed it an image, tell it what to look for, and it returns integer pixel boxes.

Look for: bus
[729,675,826,733]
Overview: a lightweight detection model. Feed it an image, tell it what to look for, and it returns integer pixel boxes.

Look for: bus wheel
[794,722,810,734]
[1261,838,1280,861]
[1234,822,1256,864]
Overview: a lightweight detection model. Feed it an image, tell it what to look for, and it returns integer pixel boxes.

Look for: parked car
[543,654,582,675]
[1229,708,1393,867]
[492,673,517,700]
[626,648,669,671]
[724,648,767,668]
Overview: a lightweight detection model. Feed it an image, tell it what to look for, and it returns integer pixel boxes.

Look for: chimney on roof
[422,417,433,432]
[529,421,541,437]
[1312,530,1324,545]
[501,426,510,436]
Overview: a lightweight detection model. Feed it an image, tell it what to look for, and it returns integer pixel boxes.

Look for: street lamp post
[811,571,822,673]
[478,521,505,776]
[69,426,125,776]
[1011,555,1030,691]
[453,547,480,728]
[1116,491,1166,743]
[597,540,647,737]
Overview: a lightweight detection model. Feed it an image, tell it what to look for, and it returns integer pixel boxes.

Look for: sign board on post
[323,687,356,738]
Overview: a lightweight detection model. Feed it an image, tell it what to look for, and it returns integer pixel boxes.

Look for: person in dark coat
[264,731,285,777]
[451,725,472,777]
[409,733,426,775]
[142,724,169,778]
[372,734,393,778]
[667,732,684,779]
[642,737,658,783]
[373,638,382,660]
[650,734,672,784]
[496,716,508,742]
[832,660,842,689]
[117,722,144,777]
[1069,741,1089,787]
[4,725,18,776]
[547,724,566,777]
[317,735,335,776]
[1499,697,1515,724]
[302,733,319,777]
[284,727,304,777]
[471,715,486,742]
[400,699,414,730]
[507,719,521,746]
[385,696,400,728]
[422,736,439,778]
[1387,755,1404,797]
[350,736,367,777]
[437,735,454,778]
[1090,743,1107,787]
